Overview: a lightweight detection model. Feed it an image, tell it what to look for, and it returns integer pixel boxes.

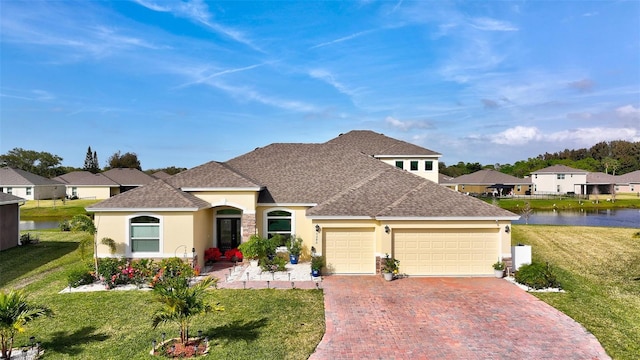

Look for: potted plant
[381,253,399,281]
[311,255,325,277]
[492,260,505,278]
[238,235,265,267]
[286,235,303,264]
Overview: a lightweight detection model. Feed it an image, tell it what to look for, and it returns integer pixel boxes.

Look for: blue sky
[1,0,639,170]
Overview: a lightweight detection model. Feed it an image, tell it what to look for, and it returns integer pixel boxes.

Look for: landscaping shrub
[260,253,288,272]
[151,258,194,288]
[515,262,560,290]
[59,220,71,231]
[67,264,95,288]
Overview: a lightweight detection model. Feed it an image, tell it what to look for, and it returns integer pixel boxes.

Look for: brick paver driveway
[309,276,610,360]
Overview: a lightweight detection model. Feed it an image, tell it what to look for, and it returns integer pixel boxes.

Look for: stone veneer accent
[241,213,256,242]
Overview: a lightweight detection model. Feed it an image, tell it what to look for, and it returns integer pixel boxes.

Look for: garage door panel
[394,229,499,276]
[324,228,375,274]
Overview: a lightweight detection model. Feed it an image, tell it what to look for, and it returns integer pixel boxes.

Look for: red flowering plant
[204,248,222,263]
[224,248,243,262]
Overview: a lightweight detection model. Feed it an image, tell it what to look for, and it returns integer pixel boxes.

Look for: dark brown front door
[217,218,240,253]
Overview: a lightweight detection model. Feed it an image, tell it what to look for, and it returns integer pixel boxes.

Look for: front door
[217,218,240,253]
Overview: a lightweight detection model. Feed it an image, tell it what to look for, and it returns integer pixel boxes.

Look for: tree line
[440,140,640,178]
[0,146,184,178]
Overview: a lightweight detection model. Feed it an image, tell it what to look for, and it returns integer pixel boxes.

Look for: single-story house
[575,172,618,197]
[530,165,589,195]
[0,167,66,200]
[0,192,25,251]
[87,131,518,276]
[102,168,155,195]
[53,171,120,199]
[447,169,532,196]
[615,170,640,194]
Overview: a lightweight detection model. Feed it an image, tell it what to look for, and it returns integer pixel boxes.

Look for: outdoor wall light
[384,225,390,234]
[315,224,321,232]
[505,225,510,233]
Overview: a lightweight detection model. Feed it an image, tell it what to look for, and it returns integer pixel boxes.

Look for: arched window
[130,215,160,253]
[266,210,292,247]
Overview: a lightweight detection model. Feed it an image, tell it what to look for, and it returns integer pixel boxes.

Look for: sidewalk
[203,261,322,290]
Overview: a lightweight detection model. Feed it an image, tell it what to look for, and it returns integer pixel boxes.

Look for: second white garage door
[393,228,499,276]
[324,228,375,274]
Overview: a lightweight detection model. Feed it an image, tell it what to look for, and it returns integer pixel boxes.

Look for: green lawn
[493,197,640,212]
[20,199,101,220]
[512,225,640,360]
[1,232,325,359]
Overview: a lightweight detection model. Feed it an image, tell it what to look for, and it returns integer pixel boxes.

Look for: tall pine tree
[83,146,100,173]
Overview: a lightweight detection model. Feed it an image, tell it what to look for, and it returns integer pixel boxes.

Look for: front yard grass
[1,231,325,359]
[513,225,640,360]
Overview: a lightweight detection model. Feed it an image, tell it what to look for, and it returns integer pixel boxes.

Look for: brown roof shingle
[166,161,261,189]
[102,168,155,186]
[0,167,64,186]
[452,169,531,185]
[54,171,119,186]
[325,130,441,156]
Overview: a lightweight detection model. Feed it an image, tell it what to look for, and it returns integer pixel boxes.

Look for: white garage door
[324,228,375,274]
[393,229,499,276]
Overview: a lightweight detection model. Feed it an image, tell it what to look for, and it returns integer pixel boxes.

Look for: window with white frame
[557,174,565,180]
[72,187,78,197]
[6,187,12,194]
[266,210,292,247]
[130,216,160,253]
[26,187,32,196]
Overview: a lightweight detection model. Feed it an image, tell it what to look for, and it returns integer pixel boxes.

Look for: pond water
[20,220,60,231]
[512,208,640,228]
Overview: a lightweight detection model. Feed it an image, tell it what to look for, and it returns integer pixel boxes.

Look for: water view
[513,208,640,228]
[19,220,60,231]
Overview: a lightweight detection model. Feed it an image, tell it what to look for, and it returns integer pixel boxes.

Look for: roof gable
[0,167,64,186]
[54,171,119,186]
[102,168,155,186]
[325,130,441,156]
[87,179,210,210]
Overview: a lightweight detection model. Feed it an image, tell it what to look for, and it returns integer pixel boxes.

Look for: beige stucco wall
[67,186,113,199]
[379,158,439,183]
[191,191,258,214]
[94,210,203,262]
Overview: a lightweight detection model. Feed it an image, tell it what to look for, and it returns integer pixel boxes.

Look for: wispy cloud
[133,0,261,52]
[616,104,640,120]
[310,29,376,49]
[385,116,434,131]
[568,78,594,92]
[482,125,640,146]
[176,63,265,89]
[206,80,318,113]
[469,17,519,32]
[481,99,500,109]
[309,69,360,98]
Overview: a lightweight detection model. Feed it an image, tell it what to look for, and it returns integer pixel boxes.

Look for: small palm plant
[151,276,223,345]
[0,290,52,359]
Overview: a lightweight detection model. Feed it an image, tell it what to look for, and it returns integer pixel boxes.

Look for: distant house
[151,171,172,180]
[327,130,442,183]
[88,130,518,277]
[0,192,25,251]
[53,171,120,199]
[448,169,532,196]
[576,172,618,196]
[102,168,155,195]
[530,165,589,195]
[614,170,640,195]
[0,167,66,200]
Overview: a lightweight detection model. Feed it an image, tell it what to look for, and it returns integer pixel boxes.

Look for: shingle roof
[438,173,455,184]
[166,161,261,189]
[452,169,531,185]
[0,167,64,186]
[152,171,172,179]
[531,165,588,174]
[618,170,640,183]
[586,172,618,184]
[91,132,516,219]
[0,192,25,205]
[102,168,155,186]
[54,171,119,186]
[87,179,210,210]
[325,130,441,156]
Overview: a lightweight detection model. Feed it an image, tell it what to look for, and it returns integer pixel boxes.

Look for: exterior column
[241,213,256,243]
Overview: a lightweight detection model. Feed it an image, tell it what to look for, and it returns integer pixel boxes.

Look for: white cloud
[309,69,359,97]
[486,125,640,146]
[310,29,376,49]
[469,17,518,32]
[489,126,541,145]
[616,105,640,120]
[385,116,433,131]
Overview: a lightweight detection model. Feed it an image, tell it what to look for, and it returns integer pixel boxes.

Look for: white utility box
[511,244,532,272]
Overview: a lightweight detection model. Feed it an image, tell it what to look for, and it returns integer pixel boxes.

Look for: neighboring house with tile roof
[53,171,120,199]
[327,130,442,183]
[102,168,155,194]
[0,192,25,251]
[448,169,532,196]
[87,131,518,276]
[0,167,66,200]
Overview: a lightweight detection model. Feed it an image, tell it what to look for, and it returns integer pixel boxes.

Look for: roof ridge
[218,162,262,188]
[312,168,389,212]
[376,180,431,216]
